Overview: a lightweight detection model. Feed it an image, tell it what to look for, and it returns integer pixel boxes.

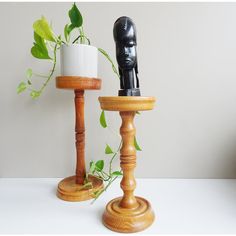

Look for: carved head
[113,16,137,70]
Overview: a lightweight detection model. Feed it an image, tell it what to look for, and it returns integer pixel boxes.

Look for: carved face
[114,17,137,70]
[116,39,137,70]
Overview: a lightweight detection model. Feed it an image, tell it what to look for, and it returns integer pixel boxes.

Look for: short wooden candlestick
[56,76,103,201]
[99,96,156,233]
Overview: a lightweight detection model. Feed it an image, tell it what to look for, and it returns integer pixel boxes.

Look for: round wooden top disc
[56,76,101,90]
[99,96,156,111]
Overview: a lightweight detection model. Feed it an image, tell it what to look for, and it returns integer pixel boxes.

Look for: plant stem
[38,43,58,94]
[79,27,84,44]
[33,73,48,78]
[72,35,90,45]
[91,176,118,204]
[79,182,93,190]
[98,48,120,79]
[109,140,122,175]
[101,170,110,178]
[108,126,121,140]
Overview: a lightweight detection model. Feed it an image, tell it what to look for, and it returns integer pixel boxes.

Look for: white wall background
[1,2,236,178]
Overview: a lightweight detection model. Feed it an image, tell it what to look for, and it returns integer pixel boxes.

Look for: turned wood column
[56,76,103,202]
[99,96,155,233]
[119,111,138,209]
[74,90,85,185]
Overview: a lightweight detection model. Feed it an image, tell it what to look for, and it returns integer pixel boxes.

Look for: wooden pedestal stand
[99,96,156,233]
[56,76,103,201]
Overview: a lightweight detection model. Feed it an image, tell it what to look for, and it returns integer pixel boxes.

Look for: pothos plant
[89,111,141,202]
[17,3,119,98]
[17,2,142,202]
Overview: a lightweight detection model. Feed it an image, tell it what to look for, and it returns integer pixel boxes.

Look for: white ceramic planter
[60,44,98,77]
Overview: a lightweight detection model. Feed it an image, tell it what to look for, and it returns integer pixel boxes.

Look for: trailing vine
[16,2,142,201]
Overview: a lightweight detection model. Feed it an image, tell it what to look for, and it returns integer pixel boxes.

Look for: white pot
[60,44,98,77]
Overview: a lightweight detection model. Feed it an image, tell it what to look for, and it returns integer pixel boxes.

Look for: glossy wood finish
[57,175,103,202]
[56,76,101,90]
[119,111,138,209]
[75,90,85,184]
[103,196,155,233]
[56,76,103,201]
[99,96,155,111]
[99,96,155,233]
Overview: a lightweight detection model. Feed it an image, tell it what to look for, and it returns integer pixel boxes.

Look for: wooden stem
[74,90,85,185]
[119,111,138,209]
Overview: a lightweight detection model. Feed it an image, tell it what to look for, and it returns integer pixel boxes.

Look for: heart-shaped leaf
[100,110,107,128]
[17,82,27,94]
[112,171,122,176]
[33,16,56,42]
[68,3,83,28]
[34,32,47,51]
[105,144,113,154]
[95,160,104,172]
[89,161,96,173]
[30,90,41,99]
[64,24,76,42]
[31,43,51,60]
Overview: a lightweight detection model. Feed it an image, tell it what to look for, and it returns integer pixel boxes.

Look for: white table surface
[0,178,236,234]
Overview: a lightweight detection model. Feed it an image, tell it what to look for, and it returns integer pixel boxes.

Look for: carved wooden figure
[56,76,103,201]
[99,96,155,233]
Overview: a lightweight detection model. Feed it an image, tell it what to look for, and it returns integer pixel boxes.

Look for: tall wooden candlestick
[99,96,155,233]
[56,76,103,201]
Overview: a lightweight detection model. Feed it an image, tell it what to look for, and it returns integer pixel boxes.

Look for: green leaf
[17,82,27,94]
[64,24,75,42]
[68,3,83,27]
[34,32,47,51]
[27,80,32,85]
[134,136,142,151]
[30,90,41,99]
[33,16,56,42]
[89,161,96,173]
[95,160,104,172]
[31,43,51,60]
[100,110,107,128]
[26,68,33,79]
[31,32,51,60]
[105,144,113,154]
[58,35,62,44]
[64,24,69,42]
[112,171,123,176]
[68,24,75,35]
[98,48,119,79]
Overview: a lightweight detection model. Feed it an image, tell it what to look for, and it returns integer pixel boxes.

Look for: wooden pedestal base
[57,175,103,202]
[99,96,156,233]
[56,76,103,201]
[103,196,155,233]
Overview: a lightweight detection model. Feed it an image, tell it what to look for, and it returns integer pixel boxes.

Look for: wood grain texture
[57,175,103,202]
[103,197,155,233]
[119,111,138,209]
[56,76,101,90]
[99,96,155,233]
[56,76,102,201]
[99,96,155,111]
[75,90,85,184]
